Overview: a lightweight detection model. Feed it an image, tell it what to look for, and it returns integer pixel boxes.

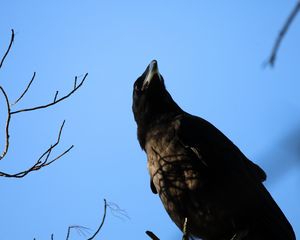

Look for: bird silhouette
[132,60,295,240]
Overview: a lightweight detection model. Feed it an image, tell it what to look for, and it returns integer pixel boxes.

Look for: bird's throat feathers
[136,108,182,150]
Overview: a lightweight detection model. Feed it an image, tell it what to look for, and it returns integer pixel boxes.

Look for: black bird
[132,60,296,240]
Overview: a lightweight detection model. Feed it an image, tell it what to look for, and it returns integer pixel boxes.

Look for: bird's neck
[137,110,181,150]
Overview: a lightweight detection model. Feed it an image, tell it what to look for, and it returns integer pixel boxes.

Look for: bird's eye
[135,83,143,93]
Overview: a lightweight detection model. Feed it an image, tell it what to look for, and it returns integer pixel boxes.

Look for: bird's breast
[144,125,207,227]
[144,123,234,238]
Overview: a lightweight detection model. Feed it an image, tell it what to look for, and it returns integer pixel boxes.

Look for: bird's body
[145,114,237,239]
[132,60,295,240]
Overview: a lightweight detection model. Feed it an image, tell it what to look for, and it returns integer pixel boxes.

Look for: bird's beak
[142,60,161,90]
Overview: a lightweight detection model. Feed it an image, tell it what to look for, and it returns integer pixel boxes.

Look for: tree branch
[0,72,86,162]
[266,0,300,67]
[65,225,91,240]
[0,86,11,160]
[63,199,107,240]
[12,72,36,105]
[0,30,87,172]
[11,73,88,115]
[0,29,14,69]
[87,199,107,240]
[0,120,73,178]
[146,231,160,240]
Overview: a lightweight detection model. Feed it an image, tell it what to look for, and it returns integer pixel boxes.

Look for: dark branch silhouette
[106,201,130,221]
[87,199,107,240]
[0,86,11,159]
[266,0,300,67]
[0,29,14,69]
[11,73,88,115]
[0,29,107,240]
[61,199,107,240]
[0,120,74,178]
[146,231,160,240]
[0,29,87,178]
[65,225,91,240]
[36,199,107,240]
[12,71,36,105]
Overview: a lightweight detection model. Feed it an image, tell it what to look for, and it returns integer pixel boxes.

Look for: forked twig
[0,121,73,178]
[87,199,108,240]
[107,201,130,221]
[11,73,88,115]
[65,225,91,240]
[0,30,88,174]
[61,199,108,240]
[0,72,86,175]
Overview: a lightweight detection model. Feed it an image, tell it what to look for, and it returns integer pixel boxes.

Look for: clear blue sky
[0,1,299,239]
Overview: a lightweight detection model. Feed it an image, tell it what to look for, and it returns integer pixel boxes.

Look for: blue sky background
[0,1,299,239]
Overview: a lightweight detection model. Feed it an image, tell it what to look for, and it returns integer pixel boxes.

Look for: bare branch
[63,199,107,240]
[0,121,74,178]
[0,86,11,160]
[146,231,160,240]
[53,91,59,102]
[0,30,88,184]
[266,1,300,67]
[11,73,88,115]
[87,199,107,240]
[0,29,14,69]
[74,76,77,89]
[12,72,36,105]
[66,226,91,240]
[107,201,130,221]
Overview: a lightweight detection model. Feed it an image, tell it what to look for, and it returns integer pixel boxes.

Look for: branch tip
[0,29,15,69]
[266,1,300,67]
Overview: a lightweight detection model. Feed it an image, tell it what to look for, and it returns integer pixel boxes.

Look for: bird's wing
[177,113,295,240]
[177,114,266,182]
[242,157,266,182]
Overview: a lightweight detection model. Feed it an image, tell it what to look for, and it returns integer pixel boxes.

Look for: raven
[132,60,296,240]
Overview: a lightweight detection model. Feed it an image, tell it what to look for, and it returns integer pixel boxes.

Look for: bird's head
[132,60,181,130]
[132,60,165,123]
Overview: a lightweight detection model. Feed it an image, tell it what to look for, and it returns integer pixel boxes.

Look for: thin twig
[66,226,90,240]
[87,199,107,240]
[107,201,130,221]
[0,86,11,160]
[266,1,300,67]
[146,231,160,240]
[0,29,14,69]
[0,121,73,178]
[0,30,88,180]
[53,91,59,102]
[64,200,107,240]
[12,72,36,105]
[74,76,77,89]
[11,73,88,114]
